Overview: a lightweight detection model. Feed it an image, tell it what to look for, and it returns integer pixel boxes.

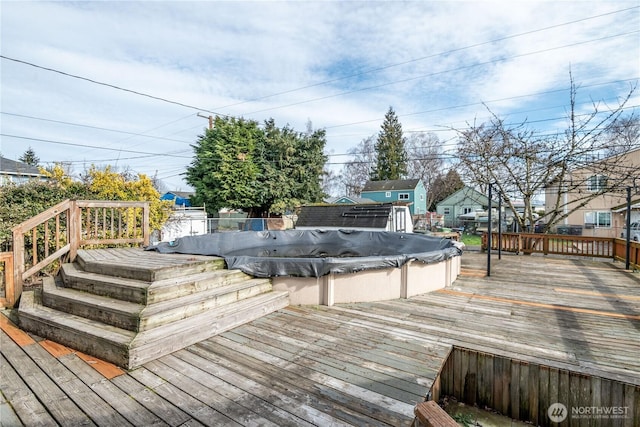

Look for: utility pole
[197,113,213,130]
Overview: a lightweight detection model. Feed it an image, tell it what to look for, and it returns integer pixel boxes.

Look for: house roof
[437,186,492,207]
[611,199,640,212]
[296,203,392,229]
[164,191,194,198]
[325,196,376,204]
[362,179,421,192]
[0,156,42,176]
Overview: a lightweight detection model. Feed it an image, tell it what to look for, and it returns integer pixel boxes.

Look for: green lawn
[461,234,482,246]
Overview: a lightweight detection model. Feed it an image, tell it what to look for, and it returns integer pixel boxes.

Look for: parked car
[621,222,640,241]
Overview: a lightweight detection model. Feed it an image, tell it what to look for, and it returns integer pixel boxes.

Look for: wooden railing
[483,232,639,265]
[613,237,640,270]
[3,200,150,308]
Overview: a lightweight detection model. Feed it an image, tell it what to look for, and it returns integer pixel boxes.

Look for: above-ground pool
[149,229,463,305]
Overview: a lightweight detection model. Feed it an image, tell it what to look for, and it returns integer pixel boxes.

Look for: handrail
[4,199,150,307]
[482,232,639,263]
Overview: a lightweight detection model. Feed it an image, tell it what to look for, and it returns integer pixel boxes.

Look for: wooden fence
[482,232,639,268]
[3,200,150,308]
[433,347,639,427]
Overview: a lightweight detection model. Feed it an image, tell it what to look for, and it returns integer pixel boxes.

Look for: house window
[462,207,473,214]
[385,191,391,198]
[398,193,409,200]
[443,207,451,215]
[586,174,608,192]
[584,211,611,228]
[420,194,424,201]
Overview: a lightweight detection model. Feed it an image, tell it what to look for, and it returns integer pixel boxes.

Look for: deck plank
[0,331,95,426]
[0,353,57,427]
[190,340,399,426]
[55,353,168,427]
[126,365,242,427]
[110,373,194,427]
[2,249,640,426]
[21,343,132,427]
[152,354,310,427]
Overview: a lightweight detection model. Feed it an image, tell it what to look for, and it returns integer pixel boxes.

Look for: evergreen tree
[371,107,407,180]
[186,116,327,217]
[186,116,263,215]
[19,147,40,166]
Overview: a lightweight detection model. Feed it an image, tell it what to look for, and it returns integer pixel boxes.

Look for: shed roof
[296,203,392,229]
[362,179,421,192]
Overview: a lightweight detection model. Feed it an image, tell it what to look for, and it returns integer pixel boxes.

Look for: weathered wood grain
[2,251,640,426]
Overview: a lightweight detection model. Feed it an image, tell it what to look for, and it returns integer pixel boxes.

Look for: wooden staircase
[18,248,289,369]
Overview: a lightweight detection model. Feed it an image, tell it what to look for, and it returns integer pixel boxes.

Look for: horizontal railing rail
[4,199,150,308]
[482,232,640,264]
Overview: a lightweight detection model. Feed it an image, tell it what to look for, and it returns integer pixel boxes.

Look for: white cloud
[1,1,638,190]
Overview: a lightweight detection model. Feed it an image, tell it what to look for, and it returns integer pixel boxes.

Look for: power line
[0,55,231,118]
[241,30,640,116]
[0,112,194,144]
[0,133,192,158]
[325,80,639,131]
[214,6,640,111]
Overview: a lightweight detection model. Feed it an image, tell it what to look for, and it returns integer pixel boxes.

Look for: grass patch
[461,234,482,246]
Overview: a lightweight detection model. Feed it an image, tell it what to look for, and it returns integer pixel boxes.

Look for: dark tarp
[147,229,462,278]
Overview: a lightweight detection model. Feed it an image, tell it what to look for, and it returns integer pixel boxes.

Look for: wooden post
[69,200,80,262]
[142,202,150,246]
[12,229,24,307]
[1,252,15,308]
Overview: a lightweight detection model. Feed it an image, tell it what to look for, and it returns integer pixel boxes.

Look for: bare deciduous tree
[406,132,445,209]
[340,136,376,196]
[456,73,638,232]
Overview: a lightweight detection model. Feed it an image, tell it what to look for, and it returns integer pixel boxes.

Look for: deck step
[17,248,290,369]
[43,276,274,331]
[19,289,289,369]
[42,277,142,331]
[76,249,225,281]
[61,263,251,304]
[18,290,135,366]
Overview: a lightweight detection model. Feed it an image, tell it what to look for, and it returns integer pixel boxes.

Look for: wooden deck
[2,251,640,426]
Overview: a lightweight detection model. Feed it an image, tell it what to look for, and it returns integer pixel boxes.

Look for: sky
[1,1,639,193]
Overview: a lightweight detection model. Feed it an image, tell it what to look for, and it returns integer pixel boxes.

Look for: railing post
[12,228,24,307]
[543,235,549,255]
[143,202,150,246]
[69,200,80,262]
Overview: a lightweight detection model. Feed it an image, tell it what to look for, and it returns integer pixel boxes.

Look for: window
[586,175,608,192]
[385,191,391,198]
[584,211,611,228]
[398,193,409,200]
[462,207,473,214]
[443,207,451,215]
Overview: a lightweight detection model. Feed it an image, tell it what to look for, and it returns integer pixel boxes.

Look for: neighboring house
[360,179,427,216]
[0,156,44,185]
[544,148,640,238]
[436,186,490,227]
[160,191,194,207]
[295,203,414,233]
[325,196,375,204]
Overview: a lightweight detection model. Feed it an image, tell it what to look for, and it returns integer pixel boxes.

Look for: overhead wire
[213,6,640,110]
